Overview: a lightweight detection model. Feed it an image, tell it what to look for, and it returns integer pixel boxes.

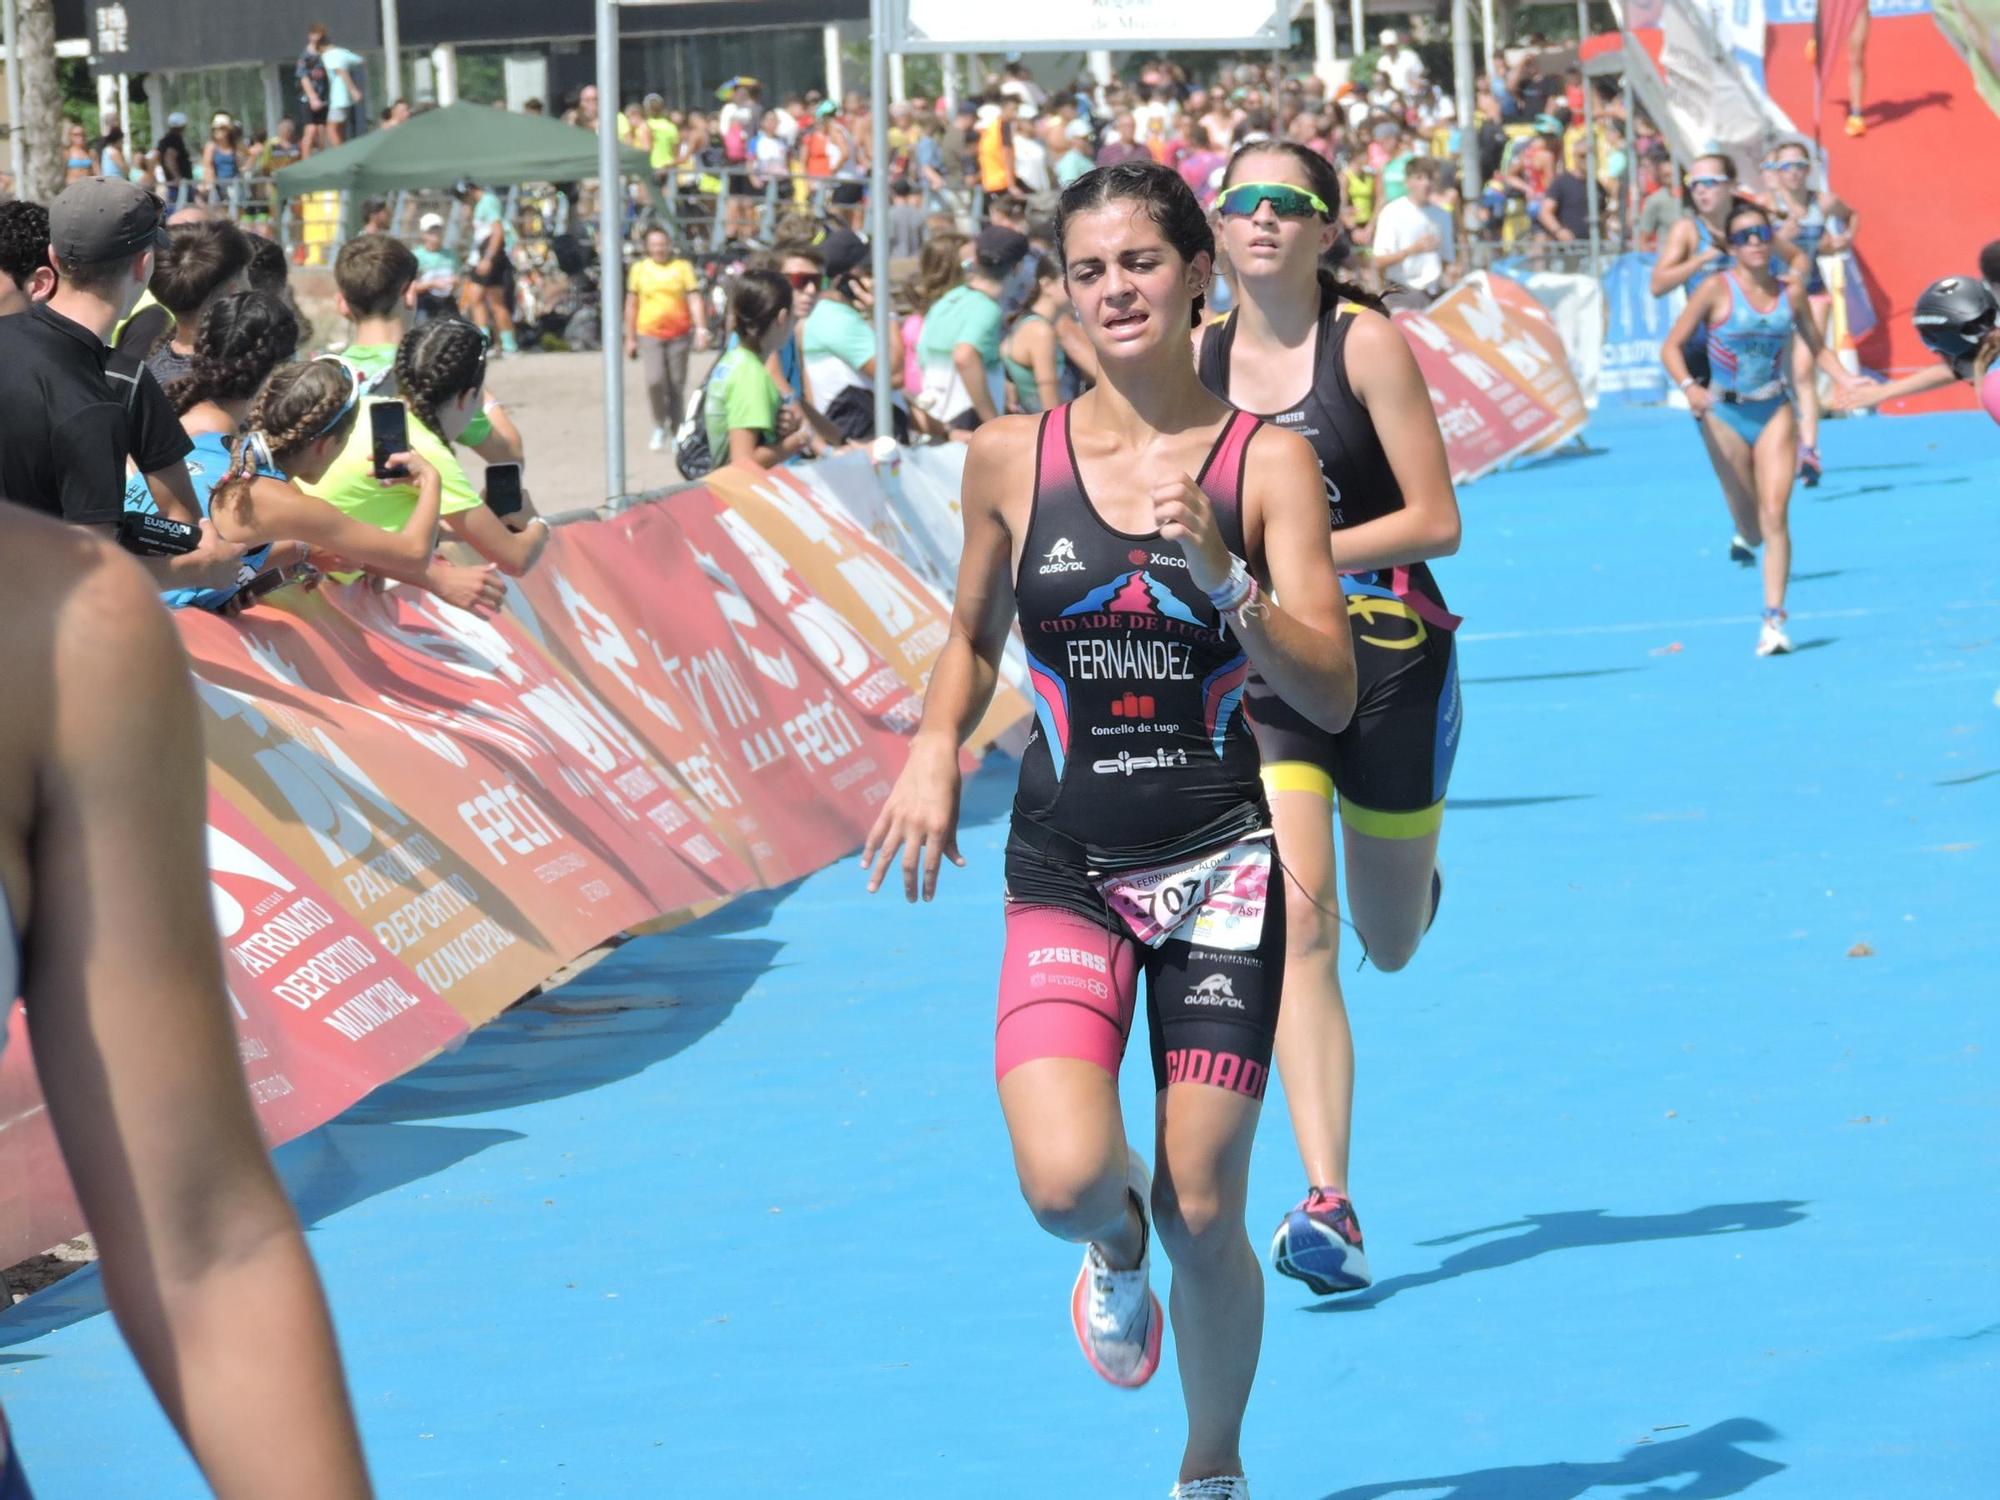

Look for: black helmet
[1912,276,1997,369]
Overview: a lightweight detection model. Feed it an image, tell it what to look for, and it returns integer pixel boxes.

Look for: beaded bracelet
[1207,556,1253,615]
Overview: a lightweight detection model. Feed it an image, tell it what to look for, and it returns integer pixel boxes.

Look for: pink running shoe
[1070,1150,1164,1388]
[1270,1188,1373,1296]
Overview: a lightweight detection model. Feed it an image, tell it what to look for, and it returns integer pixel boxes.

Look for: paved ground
[479,347,717,515]
[2,406,1994,1496]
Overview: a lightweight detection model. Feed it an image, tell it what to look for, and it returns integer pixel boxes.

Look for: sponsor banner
[181,598,657,1008]
[706,465,1032,751]
[1392,272,1586,481]
[553,499,894,881]
[0,452,1034,1279]
[1602,251,1686,404]
[182,606,568,1022]
[1511,271,1608,409]
[0,798,471,1267]
[205,794,469,1141]
[789,452,957,596]
[1391,306,1532,483]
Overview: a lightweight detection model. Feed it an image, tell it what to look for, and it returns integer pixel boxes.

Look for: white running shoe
[1756,613,1793,656]
[649,425,668,451]
[1729,534,1757,566]
[1171,1477,1250,1499]
[1070,1148,1163,1388]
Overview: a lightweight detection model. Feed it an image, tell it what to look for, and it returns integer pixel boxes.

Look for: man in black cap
[0,178,240,591]
[800,228,908,442]
[917,224,1029,431]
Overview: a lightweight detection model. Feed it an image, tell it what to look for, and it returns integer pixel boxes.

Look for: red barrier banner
[0,458,1032,1275]
[0,794,472,1266]
[705,465,1031,751]
[1396,271,1588,482]
[206,793,468,1139]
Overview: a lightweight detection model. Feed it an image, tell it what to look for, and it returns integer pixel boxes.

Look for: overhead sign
[890,0,1288,52]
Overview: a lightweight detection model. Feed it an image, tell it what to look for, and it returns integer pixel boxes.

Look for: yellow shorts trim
[1261,761,1335,802]
[1337,797,1446,840]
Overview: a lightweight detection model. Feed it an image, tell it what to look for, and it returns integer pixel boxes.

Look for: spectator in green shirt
[643,93,680,182]
[706,267,814,470]
[917,224,1026,432]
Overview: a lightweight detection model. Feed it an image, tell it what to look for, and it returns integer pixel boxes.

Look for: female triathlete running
[0,504,373,1498]
[1662,199,1862,656]
[1196,141,1462,1299]
[1652,153,1788,567]
[1763,139,1858,487]
[863,161,1356,1500]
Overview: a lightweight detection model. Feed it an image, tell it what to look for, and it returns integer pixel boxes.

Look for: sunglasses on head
[1729,224,1773,246]
[1687,174,1730,190]
[1217,181,1330,220]
[785,270,825,291]
[308,356,365,439]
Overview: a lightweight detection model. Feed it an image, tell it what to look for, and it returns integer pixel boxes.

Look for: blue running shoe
[1729,534,1757,566]
[1271,1189,1372,1295]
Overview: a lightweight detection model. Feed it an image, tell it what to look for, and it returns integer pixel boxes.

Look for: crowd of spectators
[0,175,541,626]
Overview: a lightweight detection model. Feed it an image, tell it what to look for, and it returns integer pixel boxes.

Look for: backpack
[723,120,748,164]
[674,366,717,479]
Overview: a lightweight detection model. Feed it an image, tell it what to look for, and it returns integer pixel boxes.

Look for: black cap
[820,228,869,278]
[49,177,171,263]
[975,225,1030,272]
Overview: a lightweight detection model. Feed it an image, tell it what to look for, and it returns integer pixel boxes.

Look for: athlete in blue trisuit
[1763,138,1859,487]
[1652,153,1810,571]
[1662,199,1863,656]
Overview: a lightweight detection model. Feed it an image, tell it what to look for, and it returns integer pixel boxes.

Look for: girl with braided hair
[300,317,550,576]
[122,292,452,613]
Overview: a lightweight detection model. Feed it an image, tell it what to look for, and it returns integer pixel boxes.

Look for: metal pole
[1579,0,1600,282]
[1312,1,1336,86]
[1624,71,1637,251]
[870,0,893,447]
[596,0,626,500]
[1,0,19,196]
[1453,0,1478,253]
[889,52,906,106]
[380,0,404,106]
[941,52,958,113]
[1350,0,1364,61]
[1481,0,1497,86]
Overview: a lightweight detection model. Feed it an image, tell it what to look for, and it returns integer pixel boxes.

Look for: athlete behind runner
[1650,154,1806,568]
[1662,200,1862,656]
[1763,139,1857,487]
[863,161,1356,1500]
[0,504,373,1498]
[1196,141,1462,1299]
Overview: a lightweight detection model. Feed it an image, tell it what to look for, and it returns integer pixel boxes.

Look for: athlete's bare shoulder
[961,413,1043,528]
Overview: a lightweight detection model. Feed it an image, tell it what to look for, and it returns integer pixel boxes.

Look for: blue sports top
[123,430,276,609]
[1706,274,1792,402]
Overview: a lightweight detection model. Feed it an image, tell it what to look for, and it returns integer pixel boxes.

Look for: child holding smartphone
[300,319,550,576]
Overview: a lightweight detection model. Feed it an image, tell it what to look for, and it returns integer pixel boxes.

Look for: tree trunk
[17,0,64,202]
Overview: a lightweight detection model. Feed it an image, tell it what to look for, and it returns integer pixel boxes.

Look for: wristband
[1678,377,1697,391]
[1226,574,1267,629]
[1206,556,1253,615]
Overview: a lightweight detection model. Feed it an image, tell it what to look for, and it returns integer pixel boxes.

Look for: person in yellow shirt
[643,92,679,184]
[623,225,712,452]
[978,97,1019,196]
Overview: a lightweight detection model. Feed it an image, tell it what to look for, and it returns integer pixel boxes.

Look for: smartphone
[115,511,199,557]
[370,399,411,480]
[484,461,524,518]
[238,558,320,602]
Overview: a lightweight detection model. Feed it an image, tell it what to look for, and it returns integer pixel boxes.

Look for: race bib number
[1093,837,1271,952]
